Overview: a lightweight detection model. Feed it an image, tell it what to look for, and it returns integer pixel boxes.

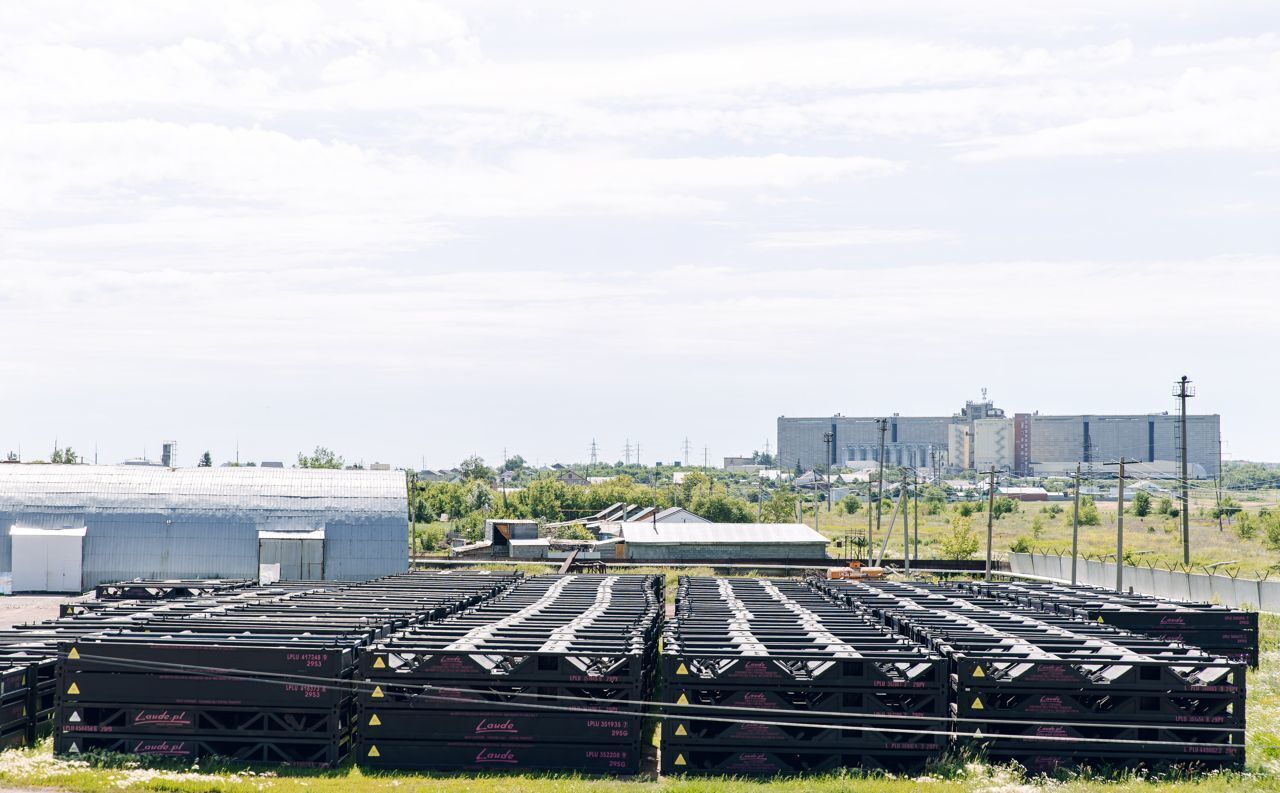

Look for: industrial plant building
[0,465,408,592]
[779,398,1220,477]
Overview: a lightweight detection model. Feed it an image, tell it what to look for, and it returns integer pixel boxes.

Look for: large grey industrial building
[0,465,408,592]
[779,399,1221,477]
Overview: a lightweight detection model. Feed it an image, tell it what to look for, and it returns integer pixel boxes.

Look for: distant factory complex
[779,397,1221,478]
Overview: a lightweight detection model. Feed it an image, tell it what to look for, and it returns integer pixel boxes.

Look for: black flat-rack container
[815,579,1245,773]
[52,571,522,766]
[955,580,1259,667]
[661,577,947,776]
[357,573,663,775]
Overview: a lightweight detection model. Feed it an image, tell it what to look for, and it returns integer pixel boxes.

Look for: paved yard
[0,595,77,629]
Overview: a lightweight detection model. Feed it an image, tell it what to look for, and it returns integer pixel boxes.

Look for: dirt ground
[0,595,76,629]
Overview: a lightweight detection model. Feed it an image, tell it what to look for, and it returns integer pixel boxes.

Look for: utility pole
[875,418,888,561]
[1217,437,1224,532]
[703,446,709,473]
[635,442,641,468]
[1174,376,1194,564]
[624,438,631,466]
[912,471,919,563]
[823,431,834,513]
[984,466,996,581]
[902,471,911,575]
[866,479,873,565]
[1105,458,1140,592]
[757,477,763,520]
[1071,462,1081,585]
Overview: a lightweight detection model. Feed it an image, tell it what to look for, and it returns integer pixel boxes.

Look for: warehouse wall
[626,543,828,561]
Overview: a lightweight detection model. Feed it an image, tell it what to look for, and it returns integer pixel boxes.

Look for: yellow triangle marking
[675,693,688,705]
[373,657,386,669]
[1097,616,1105,623]
[368,714,381,726]
[66,682,80,695]
[972,696,984,710]
[67,647,80,660]
[371,685,384,699]
[675,663,688,675]
[367,745,380,758]
[972,665,985,678]
[674,753,687,766]
[674,724,687,736]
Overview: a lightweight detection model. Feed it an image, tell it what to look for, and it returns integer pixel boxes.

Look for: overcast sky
[2,2,1277,468]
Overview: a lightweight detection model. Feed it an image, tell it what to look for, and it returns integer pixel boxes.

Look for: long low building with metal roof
[617,521,830,561]
[0,464,408,592]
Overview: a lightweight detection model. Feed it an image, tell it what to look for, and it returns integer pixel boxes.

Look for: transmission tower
[682,437,692,467]
[589,438,599,468]
[623,439,632,465]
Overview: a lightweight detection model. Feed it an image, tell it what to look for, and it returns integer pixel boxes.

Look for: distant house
[618,522,828,560]
[998,486,1049,502]
[556,470,590,487]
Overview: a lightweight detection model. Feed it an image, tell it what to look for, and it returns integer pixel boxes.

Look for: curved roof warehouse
[0,465,408,592]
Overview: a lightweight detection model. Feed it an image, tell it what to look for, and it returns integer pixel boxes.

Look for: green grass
[806,491,1280,577]
[4,744,1280,792]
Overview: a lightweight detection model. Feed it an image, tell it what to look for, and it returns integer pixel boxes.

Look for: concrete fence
[1009,551,1280,612]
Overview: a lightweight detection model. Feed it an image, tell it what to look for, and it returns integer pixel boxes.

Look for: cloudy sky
[2,1,1277,468]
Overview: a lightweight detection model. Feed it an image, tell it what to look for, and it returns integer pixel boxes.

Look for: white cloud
[752,229,951,249]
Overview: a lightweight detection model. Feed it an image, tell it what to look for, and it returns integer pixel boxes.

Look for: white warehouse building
[0,465,408,593]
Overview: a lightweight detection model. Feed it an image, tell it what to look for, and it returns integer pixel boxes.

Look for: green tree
[957,502,974,518]
[459,455,495,481]
[1132,490,1152,517]
[297,446,343,469]
[690,492,755,523]
[763,489,799,523]
[199,451,213,467]
[502,455,526,472]
[679,471,710,504]
[1157,497,1172,516]
[841,495,862,516]
[1031,514,1045,538]
[550,524,595,541]
[940,515,980,560]
[50,446,78,464]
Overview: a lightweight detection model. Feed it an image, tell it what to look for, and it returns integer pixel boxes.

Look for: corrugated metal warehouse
[0,465,408,592]
[618,522,829,560]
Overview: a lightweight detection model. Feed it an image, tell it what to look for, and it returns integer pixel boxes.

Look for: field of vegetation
[402,454,1280,578]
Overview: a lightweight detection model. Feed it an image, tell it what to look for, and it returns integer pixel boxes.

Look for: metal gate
[10,526,86,592]
[257,529,325,581]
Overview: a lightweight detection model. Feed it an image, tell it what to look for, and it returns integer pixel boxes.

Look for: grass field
[804,489,1280,577]
[2,607,1279,793]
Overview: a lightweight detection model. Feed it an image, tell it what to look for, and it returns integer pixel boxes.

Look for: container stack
[53,571,521,765]
[660,577,947,776]
[956,580,1259,667]
[357,573,663,774]
[816,580,1245,773]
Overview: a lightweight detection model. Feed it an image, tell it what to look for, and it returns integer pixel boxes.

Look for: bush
[991,497,1019,520]
[1078,496,1101,526]
[1010,536,1032,554]
[1030,515,1045,538]
[841,495,862,516]
[940,515,980,560]
[1132,490,1152,517]
[957,503,974,518]
[1157,497,1172,516]
[1040,504,1064,518]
